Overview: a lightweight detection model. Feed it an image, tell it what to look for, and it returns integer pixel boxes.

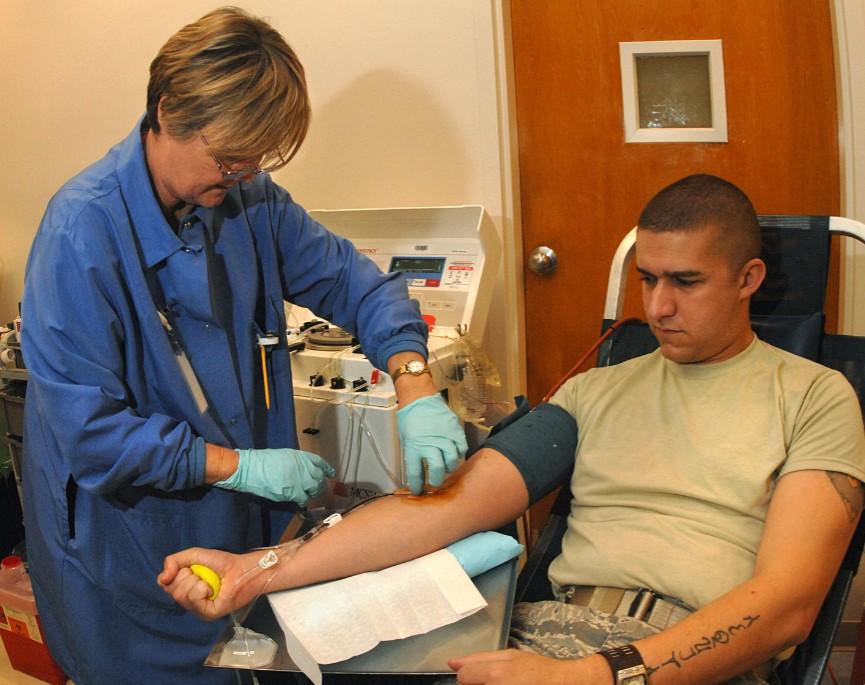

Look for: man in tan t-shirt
[160,174,865,685]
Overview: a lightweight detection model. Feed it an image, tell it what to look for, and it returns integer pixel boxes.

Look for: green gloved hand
[215,448,335,505]
[397,394,468,494]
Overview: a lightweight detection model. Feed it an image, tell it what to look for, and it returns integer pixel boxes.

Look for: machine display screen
[389,256,446,275]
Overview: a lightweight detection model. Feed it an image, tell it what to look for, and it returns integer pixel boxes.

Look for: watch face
[621,674,647,685]
[406,360,426,373]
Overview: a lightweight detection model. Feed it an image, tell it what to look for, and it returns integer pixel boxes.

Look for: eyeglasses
[200,135,263,182]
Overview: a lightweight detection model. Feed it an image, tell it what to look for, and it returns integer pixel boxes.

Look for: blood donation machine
[288,205,500,507]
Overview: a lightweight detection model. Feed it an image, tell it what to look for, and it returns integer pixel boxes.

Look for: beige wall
[5,0,864,415]
[837,0,865,335]
[833,0,865,638]
[0,1,525,399]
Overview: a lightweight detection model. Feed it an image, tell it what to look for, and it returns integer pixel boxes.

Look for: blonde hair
[146,6,310,169]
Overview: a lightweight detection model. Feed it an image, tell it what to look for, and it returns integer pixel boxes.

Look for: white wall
[0,1,525,399]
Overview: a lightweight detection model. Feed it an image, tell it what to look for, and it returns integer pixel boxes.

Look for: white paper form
[268,549,487,685]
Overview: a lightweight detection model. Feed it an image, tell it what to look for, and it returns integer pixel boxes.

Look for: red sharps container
[0,555,66,684]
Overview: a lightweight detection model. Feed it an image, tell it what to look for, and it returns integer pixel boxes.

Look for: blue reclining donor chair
[514,215,865,685]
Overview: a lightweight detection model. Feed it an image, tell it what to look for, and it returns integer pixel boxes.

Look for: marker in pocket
[257,332,280,410]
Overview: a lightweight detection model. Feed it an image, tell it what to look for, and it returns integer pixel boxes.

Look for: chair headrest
[752,215,830,317]
[751,312,823,361]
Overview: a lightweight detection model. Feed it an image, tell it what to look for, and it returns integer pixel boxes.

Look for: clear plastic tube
[218,513,344,671]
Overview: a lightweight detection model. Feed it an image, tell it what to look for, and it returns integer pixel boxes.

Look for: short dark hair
[638,174,762,270]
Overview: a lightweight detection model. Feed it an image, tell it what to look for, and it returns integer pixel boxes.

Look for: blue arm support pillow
[446,531,523,577]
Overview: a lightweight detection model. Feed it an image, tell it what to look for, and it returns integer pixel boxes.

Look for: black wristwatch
[598,645,648,685]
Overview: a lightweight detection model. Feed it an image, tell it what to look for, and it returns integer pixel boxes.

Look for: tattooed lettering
[827,471,865,522]
[689,635,712,656]
[646,615,761,675]
[728,614,759,633]
[647,651,681,676]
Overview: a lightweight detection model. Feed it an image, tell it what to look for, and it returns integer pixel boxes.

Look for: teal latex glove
[215,448,335,505]
[446,531,524,577]
[396,394,468,494]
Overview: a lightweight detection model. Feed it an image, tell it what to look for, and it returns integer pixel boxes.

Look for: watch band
[598,644,648,685]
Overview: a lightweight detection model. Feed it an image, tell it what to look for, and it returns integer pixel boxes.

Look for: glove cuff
[214,449,246,490]
[397,392,446,417]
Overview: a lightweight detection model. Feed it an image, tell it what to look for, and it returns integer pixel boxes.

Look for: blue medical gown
[20,120,427,684]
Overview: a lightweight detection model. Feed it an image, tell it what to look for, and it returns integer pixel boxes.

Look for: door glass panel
[635,54,712,128]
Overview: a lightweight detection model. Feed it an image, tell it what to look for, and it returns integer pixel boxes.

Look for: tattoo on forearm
[827,471,865,522]
[646,615,761,676]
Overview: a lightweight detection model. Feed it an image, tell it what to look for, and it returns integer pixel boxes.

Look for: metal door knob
[527,246,558,275]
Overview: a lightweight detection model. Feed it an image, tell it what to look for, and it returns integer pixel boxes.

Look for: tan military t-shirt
[549,336,865,610]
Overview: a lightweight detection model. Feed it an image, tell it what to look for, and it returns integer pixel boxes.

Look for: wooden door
[511,0,840,541]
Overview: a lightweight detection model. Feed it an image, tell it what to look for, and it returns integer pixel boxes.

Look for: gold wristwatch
[390,359,431,382]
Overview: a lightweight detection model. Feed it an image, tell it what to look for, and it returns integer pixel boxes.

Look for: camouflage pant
[509,601,770,685]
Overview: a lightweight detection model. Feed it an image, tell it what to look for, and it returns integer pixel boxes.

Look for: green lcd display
[389,257,446,275]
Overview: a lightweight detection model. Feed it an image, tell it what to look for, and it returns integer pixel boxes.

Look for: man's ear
[739,258,766,299]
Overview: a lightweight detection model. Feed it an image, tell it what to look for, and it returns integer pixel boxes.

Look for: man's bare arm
[444,469,862,685]
[160,448,530,616]
[280,449,530,588]
[629,469,860,685]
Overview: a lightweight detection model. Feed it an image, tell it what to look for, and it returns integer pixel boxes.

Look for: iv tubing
[542,317,639,402]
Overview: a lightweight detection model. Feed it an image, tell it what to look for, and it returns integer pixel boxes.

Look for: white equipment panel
[308,205,499,337]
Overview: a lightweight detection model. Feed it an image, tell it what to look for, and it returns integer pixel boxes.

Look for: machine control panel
[310,206,498,335]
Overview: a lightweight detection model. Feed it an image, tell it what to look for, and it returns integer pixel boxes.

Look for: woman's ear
[156,96,167,128]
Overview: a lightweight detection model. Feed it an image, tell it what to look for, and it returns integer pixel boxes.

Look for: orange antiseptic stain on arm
[394,471,465,504]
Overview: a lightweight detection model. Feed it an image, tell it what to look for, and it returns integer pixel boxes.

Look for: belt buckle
[626,587,659,622]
